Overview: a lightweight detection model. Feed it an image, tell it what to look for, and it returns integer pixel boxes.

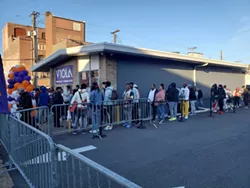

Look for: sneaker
[104,126,111,131]
[126,124,132,128]
[72,131,77,135]
[89,129,98,134]
[189,113,193,116]
[108,125,113,130]
[159,120,164,124]
[169,117,177,121]
[81,130,87,135]
[184,116,188,119]
[244,106,248,109]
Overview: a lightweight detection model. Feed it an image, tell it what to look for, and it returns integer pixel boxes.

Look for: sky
[1,0,250,63]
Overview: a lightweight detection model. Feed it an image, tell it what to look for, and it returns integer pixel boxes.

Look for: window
[73,22,81,31]
[42,32,46,40]
[14,28,26,37]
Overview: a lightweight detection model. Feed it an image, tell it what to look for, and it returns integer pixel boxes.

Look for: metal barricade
[0,114,55,188]
[50,103,93,135]
[55,144,141,188]
[10,106,51,136]
[94,98,152,131]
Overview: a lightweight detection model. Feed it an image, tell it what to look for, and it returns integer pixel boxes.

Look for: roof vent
[172,51,180,54]
[187,52,204,58]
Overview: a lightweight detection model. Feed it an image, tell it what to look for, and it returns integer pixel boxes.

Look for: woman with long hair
[154,83,166,124]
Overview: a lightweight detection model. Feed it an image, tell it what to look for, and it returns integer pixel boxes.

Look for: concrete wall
[116,56,193,98]
[116,56,245,99]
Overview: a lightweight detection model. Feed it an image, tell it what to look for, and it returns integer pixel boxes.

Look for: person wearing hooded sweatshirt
[38,86,50,124]
[90,82,103,135]
[70,84,90,134]
[167,83,179,121]
[217,84,226,114]
[104,81,114,131]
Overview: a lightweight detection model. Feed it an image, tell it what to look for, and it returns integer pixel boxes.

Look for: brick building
[2,11,87,87]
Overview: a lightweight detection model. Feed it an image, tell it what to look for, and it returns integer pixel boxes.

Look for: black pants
[53,106,61,127]
[21,111,32,125]
[218,99,224,111]
[132,103,139,124]
[234,96,240,106]
[151,103,157,120]
[244,96,248,106]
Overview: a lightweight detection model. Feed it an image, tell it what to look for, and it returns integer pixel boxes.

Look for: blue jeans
[92,107,101,131]
[157,104,165,121]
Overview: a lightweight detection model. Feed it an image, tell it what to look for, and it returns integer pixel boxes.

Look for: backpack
[111,90,118,100]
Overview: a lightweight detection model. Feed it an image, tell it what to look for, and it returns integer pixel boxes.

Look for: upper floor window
[14,28,26,37]
[73,22,81,31]
[42,32,46,40]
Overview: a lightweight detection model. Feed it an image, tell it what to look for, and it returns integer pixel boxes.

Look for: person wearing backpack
[104,81,117,130]
[70,84,90,135]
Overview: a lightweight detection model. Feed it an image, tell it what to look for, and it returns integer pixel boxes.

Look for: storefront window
[80,70,99,86]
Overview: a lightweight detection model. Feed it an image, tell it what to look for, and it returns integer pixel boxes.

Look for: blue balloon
[8,97,15,101]
[18,71,25,78]
[14,72,19,77]
[29,92,34,97]
[7,79,13,84]
[17,96,20,102]
[8,84,14,89]
[23,70,28,76]
[23,76,31,81]
[15,77,22,83]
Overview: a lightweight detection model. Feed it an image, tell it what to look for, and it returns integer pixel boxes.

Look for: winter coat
[218,88,226,100]
[53,91,64,105]
[38,87,50,107]
[19,92,33,109]
[167,83,179,102]
[189,88,197,101]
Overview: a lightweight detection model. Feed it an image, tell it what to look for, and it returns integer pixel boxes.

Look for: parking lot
[52,108,250,188]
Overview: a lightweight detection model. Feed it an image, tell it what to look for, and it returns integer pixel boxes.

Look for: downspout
[193,63,208,86]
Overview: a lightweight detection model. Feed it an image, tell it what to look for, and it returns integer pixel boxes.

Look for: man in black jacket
[167,83,179,121]
[218,84,226,114]
[18,88,33,125]
[52,87,64,127]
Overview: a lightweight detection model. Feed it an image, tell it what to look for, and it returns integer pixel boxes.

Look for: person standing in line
[189,85,196,116]
[90,82,103,135]
[52,87,64,127]
[38,86,50,125]
[147,84,158,121]
[122,83,134,128]
[242,86,249,109]
[104,81,114,131]
[154,83,165,124]
[167,82,179,121]
[180,82,190,119]
[18,87,33,126]
[233,87,241,108]
[223,85,229,111]
[62,85,72,120]
[196,87,203,108]
[211,84,218,112]
[217,84,226,114]
[130,82,140,125]
[70,84,90,135]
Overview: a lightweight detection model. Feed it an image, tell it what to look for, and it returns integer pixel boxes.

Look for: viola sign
[56,65,73,84]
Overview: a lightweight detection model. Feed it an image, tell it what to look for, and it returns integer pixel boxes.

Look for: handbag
[70,101,77,112]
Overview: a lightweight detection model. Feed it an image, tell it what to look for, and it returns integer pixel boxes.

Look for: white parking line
[26,145,97,164]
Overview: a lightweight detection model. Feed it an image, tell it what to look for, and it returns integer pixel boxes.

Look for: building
[2,11,87,86]
[31,42,248,102]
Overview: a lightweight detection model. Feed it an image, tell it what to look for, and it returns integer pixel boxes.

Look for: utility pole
[30,11,40,87]
[111,29,120,44]
[220,50,223,60]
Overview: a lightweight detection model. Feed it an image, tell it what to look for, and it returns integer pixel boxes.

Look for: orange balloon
[14,83,21,89]
[7,89,13,95]
[17,84,24,89]
[8,104,13,111]
[8,73,14,79]
[26,86,33,93]
[22,80,29,87]
[11,67,17,72]
[20,65,26,71]
[29,84,34,90]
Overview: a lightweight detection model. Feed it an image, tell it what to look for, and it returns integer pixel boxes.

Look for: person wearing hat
[18,87,33,125]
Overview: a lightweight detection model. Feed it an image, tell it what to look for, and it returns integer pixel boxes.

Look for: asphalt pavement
[54,108,250,188]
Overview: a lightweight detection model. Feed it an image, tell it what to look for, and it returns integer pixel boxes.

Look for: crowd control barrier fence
[0,114,55,188]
